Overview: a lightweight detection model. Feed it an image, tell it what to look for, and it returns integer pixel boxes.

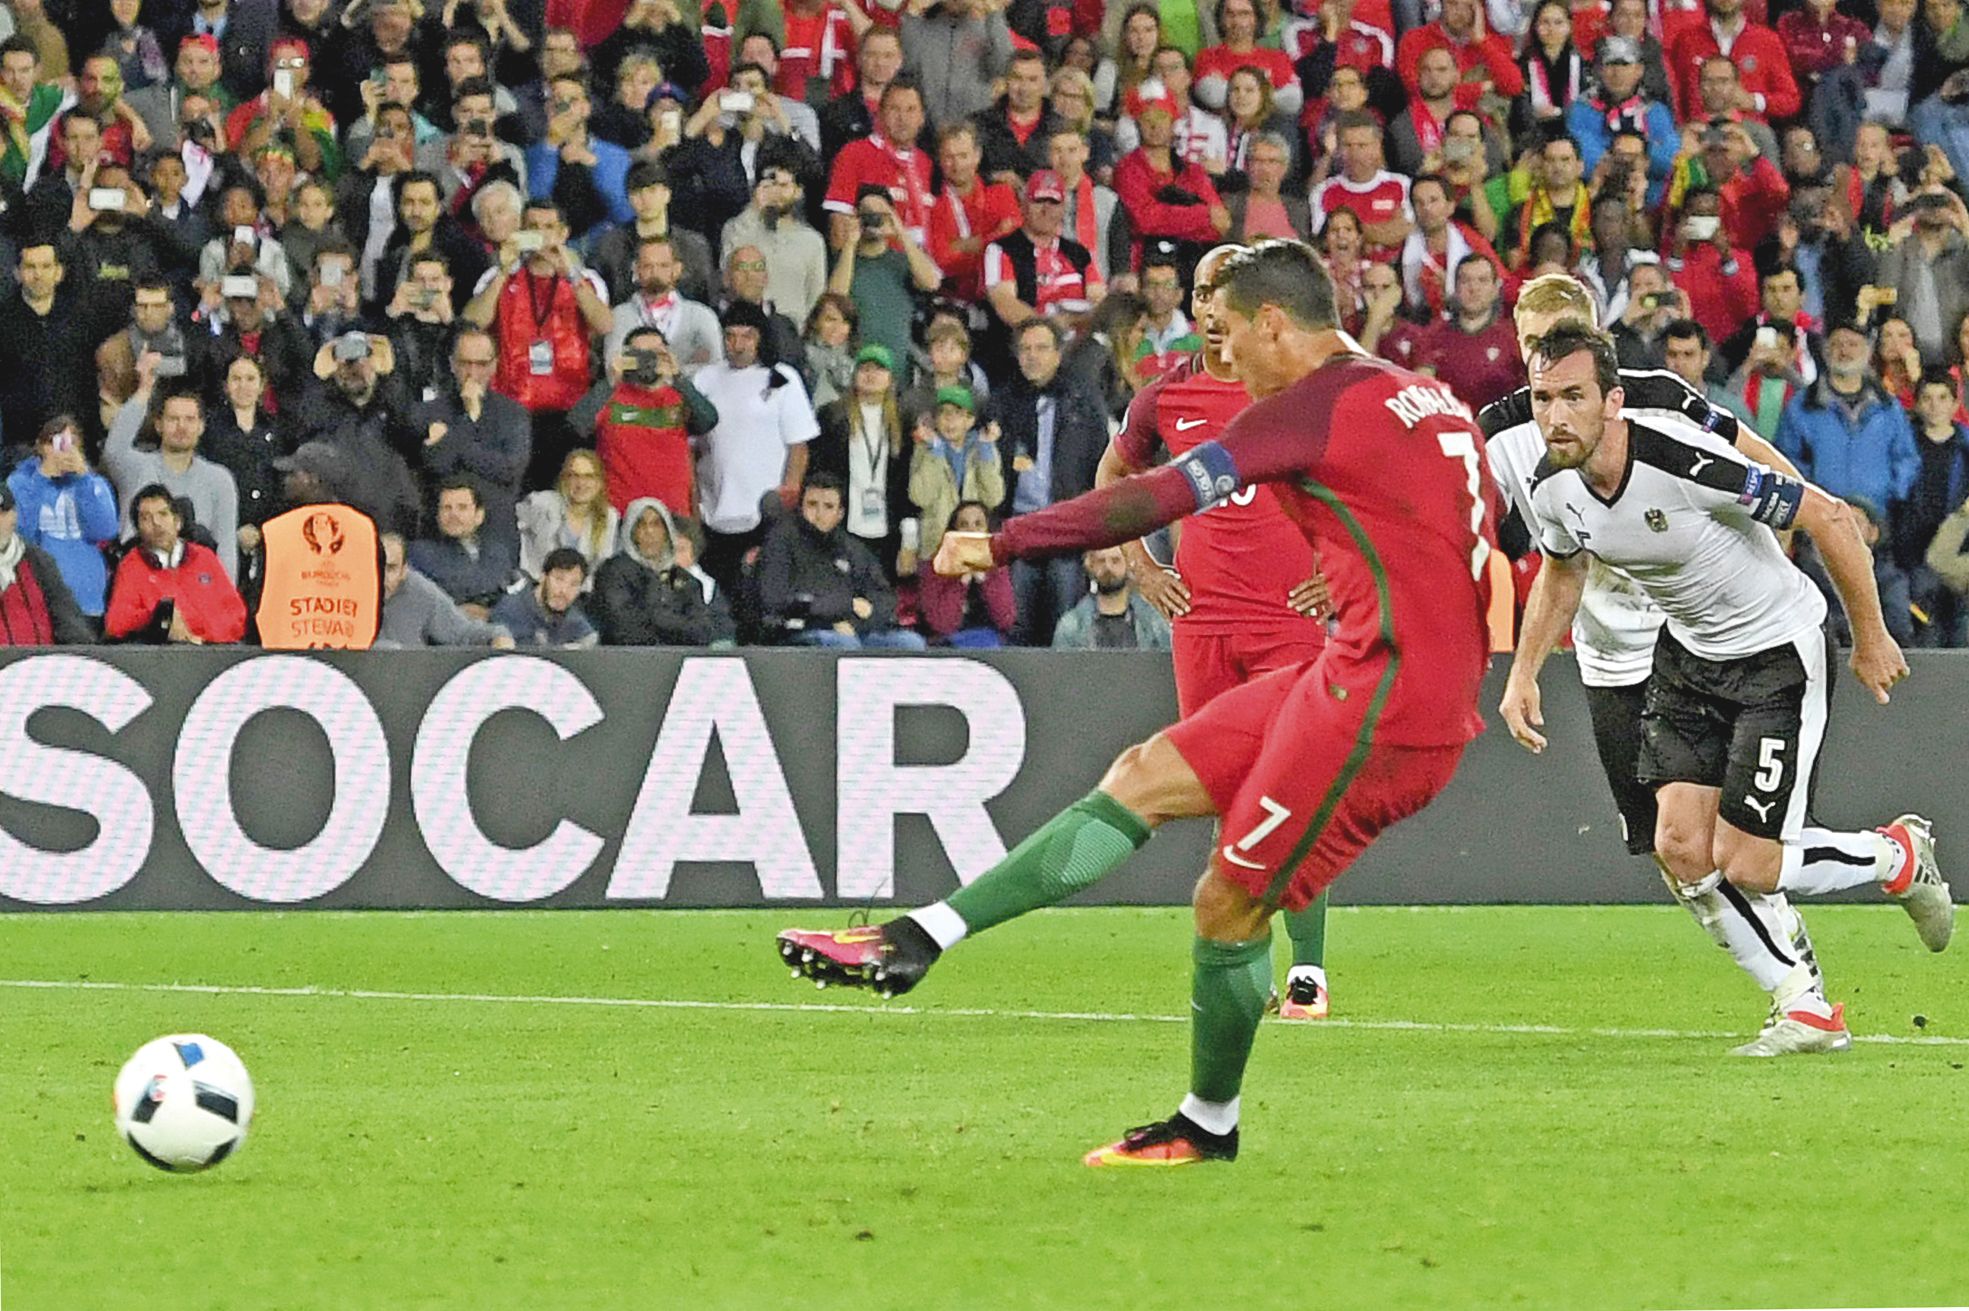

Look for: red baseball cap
[1026,169,1066,203]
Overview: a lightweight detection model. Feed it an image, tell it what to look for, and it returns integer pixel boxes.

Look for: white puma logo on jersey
[1690,454,1714,477]
[1175,417,1207,431]
[1744,796,1775,822]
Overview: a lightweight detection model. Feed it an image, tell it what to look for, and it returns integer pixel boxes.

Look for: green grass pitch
[1,906,1963,1310]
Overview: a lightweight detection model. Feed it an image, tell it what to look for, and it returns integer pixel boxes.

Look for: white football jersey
[1482,368,1750,687]
[1525,421,1826,661]
[1491,418,1660,687]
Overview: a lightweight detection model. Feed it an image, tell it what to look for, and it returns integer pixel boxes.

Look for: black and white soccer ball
[112,1035,255,1172]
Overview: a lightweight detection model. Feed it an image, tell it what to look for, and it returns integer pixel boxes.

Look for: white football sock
[1778,829,1895,896]
[1665,868,1798,994]
[907,902,969,951]
[1286,964,1328,991]
[1770,963,1833,1019]
[1179,1093,1239,1136]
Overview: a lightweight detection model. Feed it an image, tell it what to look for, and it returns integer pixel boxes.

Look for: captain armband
[1170,441,1242,512]
[1738,464,1805,529]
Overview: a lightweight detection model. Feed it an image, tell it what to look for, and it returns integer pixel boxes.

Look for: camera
[155,353,188,379]
[221,274,259,299]
[857,206,885,230]
[463,117,492,136]
[88,187,127,212]
[719,91,756,115]
[1443,137,1476,164]
[514,230,545,253]
[625,347,666,386]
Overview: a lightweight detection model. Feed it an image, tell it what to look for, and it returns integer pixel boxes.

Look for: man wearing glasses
[411,326,532,547]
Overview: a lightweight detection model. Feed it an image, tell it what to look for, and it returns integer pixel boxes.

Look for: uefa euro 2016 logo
[301,512,345,556]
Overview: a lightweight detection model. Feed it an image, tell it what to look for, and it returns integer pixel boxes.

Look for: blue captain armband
[1738,464,1805,529]
[1171,441,1242,511]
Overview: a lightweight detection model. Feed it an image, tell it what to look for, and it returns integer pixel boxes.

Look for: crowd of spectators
[0,0,1965,652]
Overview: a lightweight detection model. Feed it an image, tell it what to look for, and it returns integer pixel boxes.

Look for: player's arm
[1733,431,1800,551]
[1793,484,1909,704]
[1618,368,1742,444]
[938,432,1272,574]
[939,392,1323,574]
[1477,387,1531,439]
[1498,480,1588,753]
[1499,547,1586,754]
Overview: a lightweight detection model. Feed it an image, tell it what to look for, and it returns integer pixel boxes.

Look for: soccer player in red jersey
[1103,244,1336,1020]
[779,241,1497,1165]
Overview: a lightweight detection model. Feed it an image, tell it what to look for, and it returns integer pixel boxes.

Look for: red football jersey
[999,354,1495,746]
[1114,357,1320,637]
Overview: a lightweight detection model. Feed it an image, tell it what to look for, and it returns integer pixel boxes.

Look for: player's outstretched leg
[1276,893,1330,1021]
[1769,817,1952,953]
[775,735,1213,997]
[1085,869,1271,1166]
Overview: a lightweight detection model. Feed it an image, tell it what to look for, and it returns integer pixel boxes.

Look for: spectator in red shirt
[1419,254,1520,411]
[1394,0,1524,109]
[1702,118,1790,253]
[928,121,1022,305]
[1309,111,1413,261]
[1775,0,1871,96]
[823,78,935,251]
[1664,185,1760,336]
[1195,0,1303,118]
[776,0,858,104]
[1111,81,1230,267]
[983,169,1105,330]
[104,485,247,644]
[1667,0,1799,122]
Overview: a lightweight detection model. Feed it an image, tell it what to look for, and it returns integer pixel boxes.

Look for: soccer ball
[112,1035,255,1173]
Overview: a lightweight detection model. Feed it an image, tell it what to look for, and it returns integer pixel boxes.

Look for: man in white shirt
[689,300,819,594]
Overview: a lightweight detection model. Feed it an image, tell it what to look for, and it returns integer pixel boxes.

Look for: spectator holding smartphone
[6,417,119,624]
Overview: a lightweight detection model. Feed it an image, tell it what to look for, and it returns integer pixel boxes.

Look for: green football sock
[944,791,1152,936]
[1284,893,1328,970]
[1191,931,1273,1105]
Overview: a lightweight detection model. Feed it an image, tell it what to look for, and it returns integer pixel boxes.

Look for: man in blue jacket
[1776,322,1920,519]
[1565,38,1678,210]
[6,417,119,623]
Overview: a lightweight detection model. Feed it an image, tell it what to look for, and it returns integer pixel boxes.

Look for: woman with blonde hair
[517,449,622,584]
[1048,66,1119,179]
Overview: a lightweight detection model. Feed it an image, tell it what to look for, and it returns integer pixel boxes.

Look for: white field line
[0,977,1963,1047]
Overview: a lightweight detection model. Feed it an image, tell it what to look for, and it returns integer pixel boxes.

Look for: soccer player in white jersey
[1501,321,1952,1056]
[1483,275,1833,1051]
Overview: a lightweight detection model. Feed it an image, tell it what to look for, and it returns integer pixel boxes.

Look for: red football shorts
[1172,625,1328,716]
[1164,660,1465,912]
